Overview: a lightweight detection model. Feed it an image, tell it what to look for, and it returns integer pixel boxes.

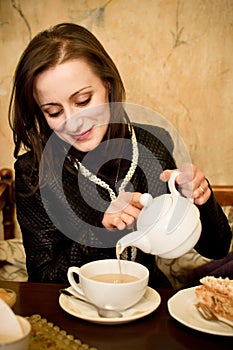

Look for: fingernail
[160,171,166,181]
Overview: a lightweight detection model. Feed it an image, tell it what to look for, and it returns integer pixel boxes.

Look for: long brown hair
[8,23,127,167]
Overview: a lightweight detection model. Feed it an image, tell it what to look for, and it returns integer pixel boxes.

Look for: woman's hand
[102,192,143,230]
[160,163,211,205]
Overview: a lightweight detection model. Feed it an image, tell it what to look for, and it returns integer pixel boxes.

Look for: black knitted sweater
[14,124,232,286]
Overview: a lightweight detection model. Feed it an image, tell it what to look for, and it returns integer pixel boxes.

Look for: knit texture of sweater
[14,123,232,285]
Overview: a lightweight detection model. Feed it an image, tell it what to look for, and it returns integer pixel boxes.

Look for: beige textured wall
[0,0,233,185]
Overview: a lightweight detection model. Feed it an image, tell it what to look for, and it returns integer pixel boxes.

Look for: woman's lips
[71,127,93,141]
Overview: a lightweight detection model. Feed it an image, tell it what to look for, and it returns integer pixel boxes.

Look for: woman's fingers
[102,192,143,230]
[160,164,211,204]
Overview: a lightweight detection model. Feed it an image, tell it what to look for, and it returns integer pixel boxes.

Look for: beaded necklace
[73,125,138,261]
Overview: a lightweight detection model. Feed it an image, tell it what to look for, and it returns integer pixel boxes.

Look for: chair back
[0,168,15,239]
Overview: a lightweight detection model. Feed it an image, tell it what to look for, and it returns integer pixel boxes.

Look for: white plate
[59,286,161,325]
[167,286,233,336]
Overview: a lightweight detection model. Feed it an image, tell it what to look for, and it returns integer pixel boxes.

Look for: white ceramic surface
[67,259,149,311]
[0,316,31,349]
[168,287,233,336]
[59,285,160,325]
[0,299,23,342]
[116,171,202,258]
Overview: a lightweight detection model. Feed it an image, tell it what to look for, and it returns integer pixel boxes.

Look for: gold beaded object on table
[27,314,97,350]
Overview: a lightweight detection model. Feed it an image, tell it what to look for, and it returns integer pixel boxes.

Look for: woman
[9,23,232,286]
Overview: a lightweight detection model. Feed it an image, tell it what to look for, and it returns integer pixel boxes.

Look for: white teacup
[67,259,149,311]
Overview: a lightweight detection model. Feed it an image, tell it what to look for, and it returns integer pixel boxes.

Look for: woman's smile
[70,127,93,141]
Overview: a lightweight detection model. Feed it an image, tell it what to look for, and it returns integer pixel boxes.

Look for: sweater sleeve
[134,124,232,259]
[194,187,232,259]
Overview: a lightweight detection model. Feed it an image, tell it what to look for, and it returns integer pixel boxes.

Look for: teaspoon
[59,289,123,318]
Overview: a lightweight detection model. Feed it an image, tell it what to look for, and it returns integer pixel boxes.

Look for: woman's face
[33,59,110,152]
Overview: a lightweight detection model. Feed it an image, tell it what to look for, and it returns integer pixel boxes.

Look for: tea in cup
[67,259,149,311]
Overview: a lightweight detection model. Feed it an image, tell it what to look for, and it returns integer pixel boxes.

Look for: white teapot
[116,171,202,259]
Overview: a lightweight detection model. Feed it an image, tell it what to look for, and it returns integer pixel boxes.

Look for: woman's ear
[106,81,111,92]
[107,82,112,102]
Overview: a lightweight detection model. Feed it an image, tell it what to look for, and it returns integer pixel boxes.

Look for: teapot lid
[137,194,173,231]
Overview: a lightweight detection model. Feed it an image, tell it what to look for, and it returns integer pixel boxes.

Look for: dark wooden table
[0,281,232,349]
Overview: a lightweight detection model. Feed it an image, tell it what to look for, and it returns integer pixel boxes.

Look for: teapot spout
[116,231,152,255]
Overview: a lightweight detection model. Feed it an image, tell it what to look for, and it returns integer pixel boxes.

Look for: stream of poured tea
[116,243,122,275]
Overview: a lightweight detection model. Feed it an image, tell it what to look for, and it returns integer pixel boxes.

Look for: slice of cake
[195,276,233,321]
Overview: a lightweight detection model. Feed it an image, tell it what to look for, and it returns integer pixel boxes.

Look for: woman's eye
[77,96,91,106]
[47,110,62,118]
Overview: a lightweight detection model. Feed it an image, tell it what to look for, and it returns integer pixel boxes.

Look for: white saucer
[168,286,233,336]
[59,286,161,325]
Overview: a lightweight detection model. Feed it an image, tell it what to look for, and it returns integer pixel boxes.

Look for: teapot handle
[168,170,193,203]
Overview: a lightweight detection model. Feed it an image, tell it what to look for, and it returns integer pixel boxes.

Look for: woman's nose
[65,111,83,132]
